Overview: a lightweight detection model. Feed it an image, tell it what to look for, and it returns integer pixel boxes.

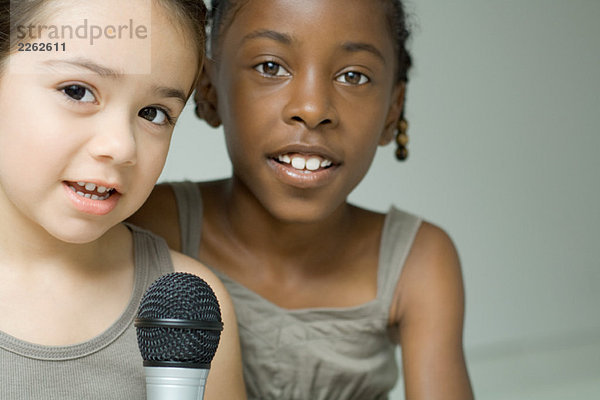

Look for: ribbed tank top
[0,224,173,399]
[170,181,422,400]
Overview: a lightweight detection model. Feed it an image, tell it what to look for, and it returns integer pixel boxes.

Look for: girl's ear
[194,59,221,127]
[379,83,406,146]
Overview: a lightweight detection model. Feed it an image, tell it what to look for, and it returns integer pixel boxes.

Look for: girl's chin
[40,216,123,245]
[46,226,112,245]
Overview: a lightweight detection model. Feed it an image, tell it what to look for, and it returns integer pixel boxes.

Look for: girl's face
[210,0,404,222]
[0,0,198,243]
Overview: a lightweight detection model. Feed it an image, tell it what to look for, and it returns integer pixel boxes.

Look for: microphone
[134,272,223,400]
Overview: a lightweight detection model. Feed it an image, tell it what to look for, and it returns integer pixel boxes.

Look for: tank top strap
[168,181,203,259]
[125,222,175,277]
[377,206,422,312]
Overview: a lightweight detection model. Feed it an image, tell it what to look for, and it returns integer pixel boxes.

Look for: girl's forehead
[11,0,199,77]
[223,0,392,46]
[231,0,386,23]
[11,0,152,74]
[8,0,197,90]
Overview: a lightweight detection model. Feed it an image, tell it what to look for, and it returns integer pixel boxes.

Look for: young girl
[0,0,246,398]
[131,0,474,398]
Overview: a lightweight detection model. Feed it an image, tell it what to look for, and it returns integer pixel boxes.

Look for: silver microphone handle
[144,366,209,400]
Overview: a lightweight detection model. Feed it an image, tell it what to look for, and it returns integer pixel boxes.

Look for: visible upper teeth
[278,154,333,171]
[70,181,112,200]
[76,182,111,192]
[291,157,306,170]
[305,158,321,171]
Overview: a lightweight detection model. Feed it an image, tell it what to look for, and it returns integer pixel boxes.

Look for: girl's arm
[171,250,247,400]
[390,223,474,400]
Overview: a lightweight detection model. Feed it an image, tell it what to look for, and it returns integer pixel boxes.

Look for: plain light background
[158,0,600,398]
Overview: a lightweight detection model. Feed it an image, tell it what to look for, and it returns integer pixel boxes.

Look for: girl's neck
[0,208,127,275]
[0,216,134,346]
[225,178,358,251]
[200,179,383,309]
[200,178,382,277]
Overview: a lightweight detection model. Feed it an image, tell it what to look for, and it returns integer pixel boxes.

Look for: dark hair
[0,1,48,67]
[207,0,412,84]
[380,0,412,84]
[0,0,207,70]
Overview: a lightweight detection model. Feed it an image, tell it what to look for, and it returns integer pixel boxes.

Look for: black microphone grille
[135,272,223,368]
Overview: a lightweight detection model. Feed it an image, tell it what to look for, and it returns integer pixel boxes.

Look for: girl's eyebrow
[241,30,386,64]
[153,86,187,105]
[242,29,292,45]
[341,42,386,64]
[43,58,124,77]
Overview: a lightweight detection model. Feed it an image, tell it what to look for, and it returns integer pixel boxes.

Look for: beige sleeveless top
[170,181,422,400]
[0,224,173,399]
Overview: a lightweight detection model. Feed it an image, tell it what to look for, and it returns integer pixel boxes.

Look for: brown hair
[0,0,207,71]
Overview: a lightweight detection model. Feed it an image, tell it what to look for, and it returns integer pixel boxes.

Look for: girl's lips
[268,158,337,189]
[67,181,114,200]
[63,181,121,215]
[269,144,341,165]
[276,153,334,171]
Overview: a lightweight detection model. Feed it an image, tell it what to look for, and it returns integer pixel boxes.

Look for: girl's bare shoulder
[392,220,465,324]
[169,249,228,301]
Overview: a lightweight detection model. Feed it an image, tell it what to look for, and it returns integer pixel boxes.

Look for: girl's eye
[62,84,96,103]
[254,61,290,77]
[335,71,369,85]
[138,107,171,125]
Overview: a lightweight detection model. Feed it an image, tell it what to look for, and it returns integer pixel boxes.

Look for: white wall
[159,0,600,397]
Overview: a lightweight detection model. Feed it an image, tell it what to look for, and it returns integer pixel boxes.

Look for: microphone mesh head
[135,272,222,366]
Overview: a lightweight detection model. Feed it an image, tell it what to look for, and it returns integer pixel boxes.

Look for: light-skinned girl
[131,0,474,398]
[0,0,245,398]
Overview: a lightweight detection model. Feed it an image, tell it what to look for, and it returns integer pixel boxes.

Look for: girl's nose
[283,70,339,130]
[87,113,137,166]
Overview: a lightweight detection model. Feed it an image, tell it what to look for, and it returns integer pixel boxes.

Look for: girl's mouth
[275,153,334,173]
[66,181,116,200]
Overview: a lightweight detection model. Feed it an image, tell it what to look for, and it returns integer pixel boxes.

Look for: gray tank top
[0,224,173,399]
[170,181,422,400]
